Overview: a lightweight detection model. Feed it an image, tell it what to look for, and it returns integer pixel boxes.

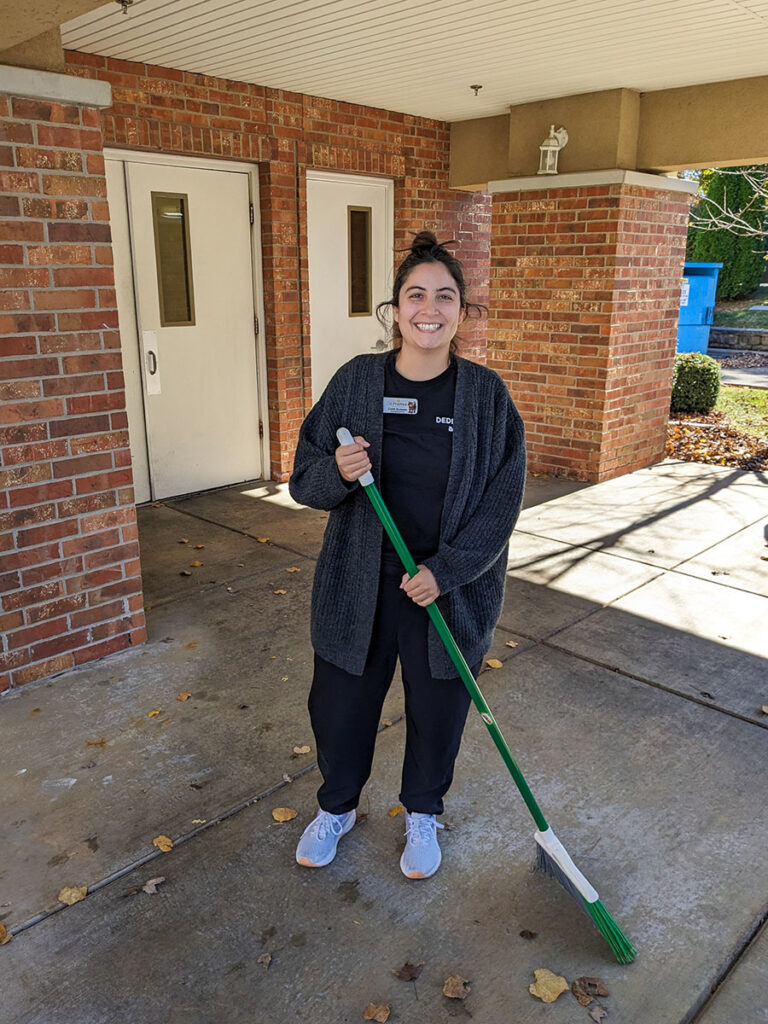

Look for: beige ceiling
[61,0,768,122]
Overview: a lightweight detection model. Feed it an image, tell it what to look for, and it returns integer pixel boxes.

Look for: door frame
[104,148,270,499]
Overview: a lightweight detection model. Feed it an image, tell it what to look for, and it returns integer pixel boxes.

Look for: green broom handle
[336,428,549,833]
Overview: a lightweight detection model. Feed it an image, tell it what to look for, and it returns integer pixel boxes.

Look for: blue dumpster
[676,261,722,353]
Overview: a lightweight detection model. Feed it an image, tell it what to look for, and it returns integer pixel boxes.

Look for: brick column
[488,173,694,481]
[0,69,146,692]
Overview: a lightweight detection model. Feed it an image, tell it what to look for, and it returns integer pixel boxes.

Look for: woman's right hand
[335,435,372,482]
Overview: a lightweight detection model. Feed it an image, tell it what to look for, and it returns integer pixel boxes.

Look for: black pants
[308,565,479,816]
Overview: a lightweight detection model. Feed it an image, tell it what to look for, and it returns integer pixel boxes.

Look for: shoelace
[310,810,346,841]
[404,813,445,845]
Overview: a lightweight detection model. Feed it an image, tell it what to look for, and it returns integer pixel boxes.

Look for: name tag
[383,396,418,415]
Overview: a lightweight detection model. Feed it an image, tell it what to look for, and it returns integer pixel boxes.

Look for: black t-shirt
[380,351,456,568]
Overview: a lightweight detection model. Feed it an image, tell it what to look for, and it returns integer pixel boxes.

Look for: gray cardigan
[289,353,527,678]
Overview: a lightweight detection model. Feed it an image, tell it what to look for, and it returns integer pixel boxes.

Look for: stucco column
[487,170,696,481]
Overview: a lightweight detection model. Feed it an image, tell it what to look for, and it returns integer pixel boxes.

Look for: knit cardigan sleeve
[423,378,526,594]
[288,364,359,511]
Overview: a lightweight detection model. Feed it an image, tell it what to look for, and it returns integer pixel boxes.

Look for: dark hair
[376,230,486,352]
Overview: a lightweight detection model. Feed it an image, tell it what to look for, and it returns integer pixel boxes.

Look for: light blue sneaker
[296,808,355,868]
[400,811,444,879]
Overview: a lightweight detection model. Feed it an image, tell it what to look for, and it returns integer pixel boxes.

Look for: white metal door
[306,172,394,402]
[111,158,262,500]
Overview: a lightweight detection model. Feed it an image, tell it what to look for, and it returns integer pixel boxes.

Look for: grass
[716,385,768,439]
[713,283,768,328]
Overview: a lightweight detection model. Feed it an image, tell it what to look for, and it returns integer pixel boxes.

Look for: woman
[289,231,526,879]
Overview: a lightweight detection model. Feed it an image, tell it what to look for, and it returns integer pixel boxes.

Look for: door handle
[147,350,158,374]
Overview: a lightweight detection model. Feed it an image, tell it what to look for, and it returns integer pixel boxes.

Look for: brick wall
[0,93,146,692]
[64,52,492,479]
[488,182,690,481]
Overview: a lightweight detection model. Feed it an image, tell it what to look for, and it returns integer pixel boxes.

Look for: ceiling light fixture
[114,0,134,13]
[470,84,482,96]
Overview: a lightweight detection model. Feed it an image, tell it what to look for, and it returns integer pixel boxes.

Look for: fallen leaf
[257,537,269,543]
[31,707,42,714]
[148,710,161,718]
[189,560,203,567]
[529,968,569,1003]
[388,805,404,817]
[271,807,298,822]
[443,975,471,1000]
[589,1003,608,1022]
[486,658,503,669]
[257,952,272,970]
[519,929,537,940]
[191,819,206,824]
[58,886,87,906]
[760,555,768,562]
[193,544,205,550]
[363,1004,390,1022]
[152,835,174,853]
[392,961,424,981]
[86,738,106,748]
[177,692,192,701]
[761,705,768,715]
[286,566,301,573]
[273,589,287,595]
[178,538,189,544]
[141,877,166,895]
[381,719,392,727]
[293,745,311,755]
[282,773,292,783]
[572,977,610,1006]
[239,703,249,710]
[180,570,192,576]
[183,642,198,650]
[505,640,519,648]
[0,923,12,945]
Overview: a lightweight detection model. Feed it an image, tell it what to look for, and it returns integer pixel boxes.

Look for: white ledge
[488,169,698,195]
[0,64,111,108]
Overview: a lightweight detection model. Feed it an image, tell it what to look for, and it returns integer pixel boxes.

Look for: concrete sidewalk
[1,460,767,1023]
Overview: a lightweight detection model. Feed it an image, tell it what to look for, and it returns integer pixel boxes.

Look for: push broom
[337,428,636,964]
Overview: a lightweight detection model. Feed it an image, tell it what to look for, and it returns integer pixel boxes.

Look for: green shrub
[670,352,722,414]
[686,167,766,301]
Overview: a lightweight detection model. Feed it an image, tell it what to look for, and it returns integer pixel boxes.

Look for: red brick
[15,148,83,171]
[0,171,39,193]
[0,357,60,380]
[48,223,111,243]
[11,653,74,687]
[33,288,97,310]
[8,479,73,508]
[27,244,91,265]
[73,632,132,664]
[6,616,70,649]
[0,267,50,287]
[26,593,85,622]
[2,579,62,611]
[16,520,78,548]
[42,174,107,197]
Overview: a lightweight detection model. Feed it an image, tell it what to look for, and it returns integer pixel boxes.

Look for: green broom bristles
[535,842,637,964]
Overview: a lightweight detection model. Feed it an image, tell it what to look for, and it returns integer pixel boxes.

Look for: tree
[686,166,767,301]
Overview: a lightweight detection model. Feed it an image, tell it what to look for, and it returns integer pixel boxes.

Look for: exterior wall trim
[487,168,698,195]
[0,63,112,107]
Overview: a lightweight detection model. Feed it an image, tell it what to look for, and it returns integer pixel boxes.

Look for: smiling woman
[288,229,527,882]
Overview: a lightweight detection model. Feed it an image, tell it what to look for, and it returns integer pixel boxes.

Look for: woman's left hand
[400,566,440,607]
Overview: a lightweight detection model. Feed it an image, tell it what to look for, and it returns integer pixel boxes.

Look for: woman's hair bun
[410,230,439,252]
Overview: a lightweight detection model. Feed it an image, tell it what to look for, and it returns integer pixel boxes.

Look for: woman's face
[392,262,465,356]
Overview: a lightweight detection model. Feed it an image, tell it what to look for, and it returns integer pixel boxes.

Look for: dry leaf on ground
[257,537,269,543]
[571,977,610,1006]
[193,544,205,550]
[177,692,192,701]
[257,952,272,969]
[141,877,165,895]
[178,538,189,544]
[505,640,519,648]
[286,566,301,573]
[152,835,174,852]
[381,719,392,727]
[179,570,192,576]
[271,807,298,822]
[273,589,287,595]
[148,710,161,718]
[761,705,768,715]
[486,658,503,669]
[443,975,471,1000]
[363,1004,390,1022]
[519,929,536,940]
[86,738,106,748]
[189,560,203,567]
[388,805,404,817]
[293,745,311,754]
[392,961,424,981]
[589,1003,608,1022]
[0,923,12,945]
[529,968,569,1003]
[58,886,87,906]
